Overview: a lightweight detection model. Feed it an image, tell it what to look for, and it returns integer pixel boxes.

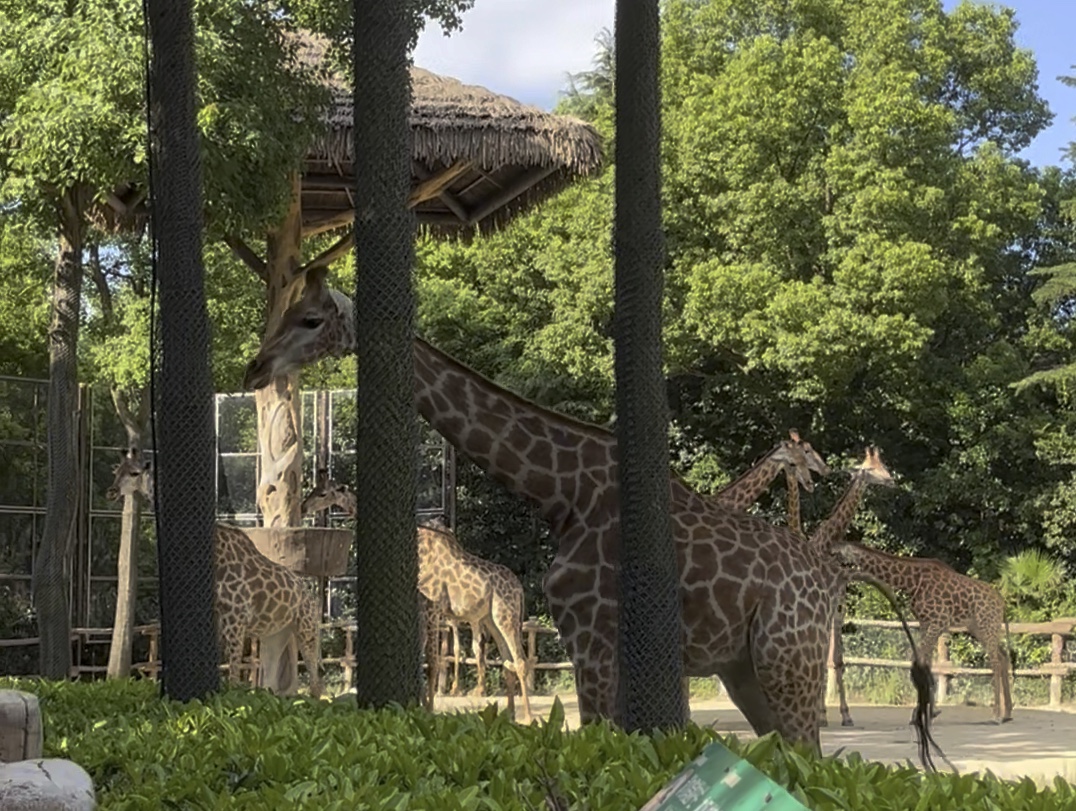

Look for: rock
[0,691,42,762]
[0,759,96,810]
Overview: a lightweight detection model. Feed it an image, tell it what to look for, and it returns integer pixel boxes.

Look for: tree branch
[300,229,353,275]
[88,243,114,320]
[224,235,268,283]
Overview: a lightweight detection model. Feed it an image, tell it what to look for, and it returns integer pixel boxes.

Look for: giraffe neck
[411,338,614,525]
[841,544,922,593]
[808,473,868,552]
[714,450,785,511]
[784,465,802,536]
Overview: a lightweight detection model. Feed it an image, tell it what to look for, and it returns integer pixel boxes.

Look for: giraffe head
[300,474,356,516]
[788,429,830,477]
[243,267,355,390]
[105,448,154,502]
[853,446,895,487]
[772,438,817,492]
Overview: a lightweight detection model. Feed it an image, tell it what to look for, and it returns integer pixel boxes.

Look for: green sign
[640,741,809,810]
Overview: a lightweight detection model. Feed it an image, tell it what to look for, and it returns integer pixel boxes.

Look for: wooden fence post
[525,617,538,693]
[1051,632,1064,709]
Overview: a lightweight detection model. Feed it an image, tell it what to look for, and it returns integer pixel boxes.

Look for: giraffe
[781,429,830,538]
[242,268,938,759]
[106,453,323,698]
[301,478,535,724]
[708,434,820,512]
[791,447,895,726]
[833,540,1014,724]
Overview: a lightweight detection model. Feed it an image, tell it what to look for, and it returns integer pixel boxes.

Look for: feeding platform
[244,527,351,578]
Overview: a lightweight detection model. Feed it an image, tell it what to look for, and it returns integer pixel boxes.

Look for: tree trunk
[106,388,150,680]
[253,174,304,693]
[34,188,85,680]
[612,0,687,730]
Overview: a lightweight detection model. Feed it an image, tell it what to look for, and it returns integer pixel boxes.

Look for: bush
[2,677,1074,809]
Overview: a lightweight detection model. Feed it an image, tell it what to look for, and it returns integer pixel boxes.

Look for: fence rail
[835,618,1076,708]
[6,616,1074,708]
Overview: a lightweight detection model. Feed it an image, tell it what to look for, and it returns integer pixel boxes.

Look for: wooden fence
[834,618,1076,708]
[4,617,1073,708]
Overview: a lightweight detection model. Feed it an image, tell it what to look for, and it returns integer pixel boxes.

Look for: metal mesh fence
[145,0,220,700]
[612,0,688,730]
[351,0,424,707]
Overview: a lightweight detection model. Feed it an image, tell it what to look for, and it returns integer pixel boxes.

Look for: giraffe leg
[449,620,463,697]
[714,654,779,740]
[829,607,854,727]
[219,624,245,687]
[470,623,487,698]
[487,607,535,724]
[295,597,323,700]
[987,640,1013,723]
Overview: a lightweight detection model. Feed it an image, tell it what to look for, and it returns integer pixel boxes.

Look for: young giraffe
[792,447,895,726]
[833,540,1014,724]
[242,268,937,758]
[107,452,323,697]
[301,478,535,724]
[780,429,831,538]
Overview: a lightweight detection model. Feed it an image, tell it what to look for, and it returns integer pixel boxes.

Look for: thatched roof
[295,33,604,237]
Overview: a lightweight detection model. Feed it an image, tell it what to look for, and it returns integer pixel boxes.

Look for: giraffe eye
[301,316,324,329]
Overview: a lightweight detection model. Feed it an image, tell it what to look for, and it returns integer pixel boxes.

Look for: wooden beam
[302,209,354,237]
[408,161,472,206]
[411,161,471,223]
[301,174,353,191]
[467,166,558,226]
[223,235,268,282]
[301,229,353,274]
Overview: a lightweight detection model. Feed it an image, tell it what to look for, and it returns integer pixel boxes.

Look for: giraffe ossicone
[107,452,323,697]
[244,269,940,763]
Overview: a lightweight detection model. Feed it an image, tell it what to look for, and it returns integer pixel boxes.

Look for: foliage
[0,215,50,378]
[414,0,1076,586]
[6,677,1076,809]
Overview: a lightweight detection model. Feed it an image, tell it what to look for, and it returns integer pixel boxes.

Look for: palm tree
[611,0,686,730]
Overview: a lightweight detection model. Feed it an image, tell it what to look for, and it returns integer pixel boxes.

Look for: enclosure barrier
[833,618,1076,709]
[3,617,1072,707]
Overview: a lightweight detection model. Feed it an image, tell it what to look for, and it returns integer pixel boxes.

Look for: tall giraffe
[241,269,937,757]
[107,453,323,697]
[301,478,535,724]
[834,540,1013,724]
[709,435,819,512]
[796,447,895,726]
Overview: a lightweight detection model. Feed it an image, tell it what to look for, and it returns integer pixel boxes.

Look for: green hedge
[3,678,1073,810]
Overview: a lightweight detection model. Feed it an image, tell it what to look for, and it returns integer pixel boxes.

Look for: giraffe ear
[788,428,801,442]
[304,266,329,296]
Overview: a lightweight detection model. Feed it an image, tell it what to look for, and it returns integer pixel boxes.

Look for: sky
[412,0,1074,169]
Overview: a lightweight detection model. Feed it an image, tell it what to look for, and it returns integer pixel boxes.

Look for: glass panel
[0,378,44,445]
[90,516,121,577]
[138,517,159,579]
[217,395,258,454]
[0,446,40,508]
[302,390,316,452]
[135,579,160,626]
[0,513,37,575]
[218,454,257,515]
[330,392,357,454]
[88,581,117,627]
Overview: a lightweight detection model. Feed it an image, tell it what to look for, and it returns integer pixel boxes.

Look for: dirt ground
[434,693,1076,785]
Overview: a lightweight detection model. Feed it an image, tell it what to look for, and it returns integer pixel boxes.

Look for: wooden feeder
[244,527,351,578]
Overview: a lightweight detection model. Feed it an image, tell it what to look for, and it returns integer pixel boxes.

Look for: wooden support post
[344,626,354,687]
[1051,632,1064,709]
[825,626,838,704]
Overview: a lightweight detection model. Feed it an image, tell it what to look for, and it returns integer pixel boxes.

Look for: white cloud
[413,0,613,110]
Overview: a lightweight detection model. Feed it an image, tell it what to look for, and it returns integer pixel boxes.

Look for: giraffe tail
[857,574,955,775]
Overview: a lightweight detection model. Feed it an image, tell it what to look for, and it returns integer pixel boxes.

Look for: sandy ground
[433,693,1076,785]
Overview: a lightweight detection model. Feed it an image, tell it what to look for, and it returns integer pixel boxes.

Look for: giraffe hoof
[841,719,855,727]
[1001,717,1013,724]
